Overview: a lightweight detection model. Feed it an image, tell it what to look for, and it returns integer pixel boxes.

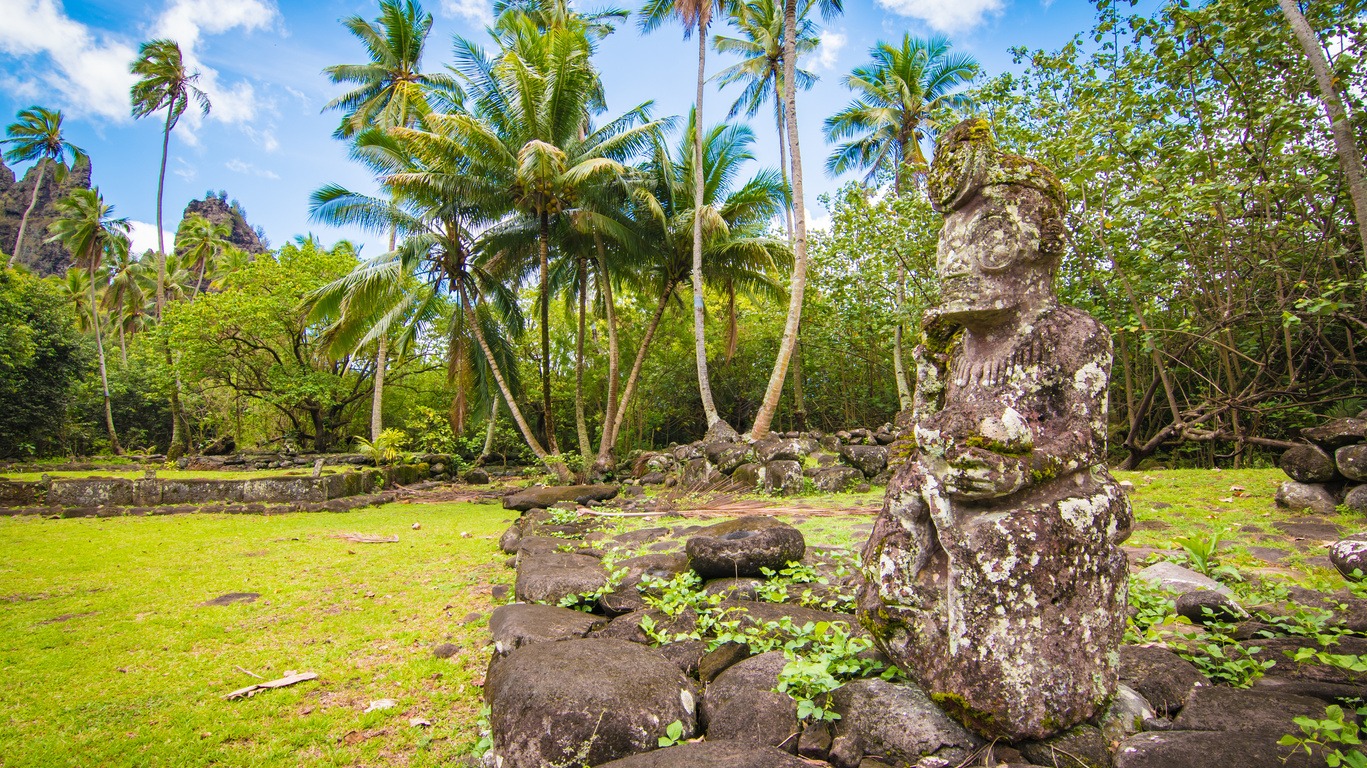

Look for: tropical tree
[640,0,731,433]
[323,0,457,442]
[2,107,86,268]
[175,214,235,297]
[47,188,130,454]
[100,245,148,362]
[823,33,977,409]
[130,38,209,319]
[593,112,790,466]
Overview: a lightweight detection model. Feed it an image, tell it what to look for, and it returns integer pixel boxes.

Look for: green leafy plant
[547,507,583,526]
[1125,576,1182,644]
[657,720,685,748]
[1279,704,1367,767]
[354,428,411,466]
[1176,619,1275,688]
[557,555,626,612]
[1173,531,1241,582]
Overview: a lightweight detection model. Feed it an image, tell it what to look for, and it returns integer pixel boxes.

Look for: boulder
[673,444,703,462]
[1174,589,1246,623]
[1114,731,1323,768]
[829,678,983,766]
[592,608,697,645]
[755,438,806,463]
[1302,418,1367,450]
[1330,534,1367,581]
[600,553,691,615]
[658,639,706,678]
[463,467,490,484]
[502,483,618,512]
[706,442,756,475]
[514,552,606,604]
[840,445,888,478]
[488,603,604,655]
[1098,684,1155,749]
[718,600,862,638]
[1170,686,1330,734]
[682,459,717,488]
[705,688,800,752]
[762,460,803,496]
[1345,485,1367,514]
[731,463,764,490]
[1280,444,1340,483]
[641,472,668,486]
[704,420,742,444]
[485,638,698,768]
[1134,562,1233,597]
[702,651,789,728]
[699,641,752,683]
[685,517,805,578]
[1018,724,1111,768]
[1275,480,1340,515]
[1337,445,1367,482]
[813,467,864,493]
[593,741,812,768]
[1118,646,1208,716]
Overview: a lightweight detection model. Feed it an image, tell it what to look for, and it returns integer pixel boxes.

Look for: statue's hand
[940,447,1027,499]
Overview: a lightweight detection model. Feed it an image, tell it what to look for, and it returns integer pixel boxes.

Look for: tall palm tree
[101,245,148,363]
[435,22,662,456]
[824,33,977,409]
[640,0,731,433]
[713,0,817,239]
[175,213,234,297]
[48,188,130,454]
[747,0,842,439]
[323,0,457,443]
[130,39,210,319]
[2,107,86,268]
[593,112,789,466]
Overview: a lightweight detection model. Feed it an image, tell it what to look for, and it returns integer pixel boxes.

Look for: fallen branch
[333,533,399,544]
[235,665,265,680]
[225,671,318,700]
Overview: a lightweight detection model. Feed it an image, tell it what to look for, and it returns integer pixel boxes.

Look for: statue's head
[926,119,1066,322]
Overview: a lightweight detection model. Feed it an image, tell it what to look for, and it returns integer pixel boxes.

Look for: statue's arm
[1020,320,1113,481]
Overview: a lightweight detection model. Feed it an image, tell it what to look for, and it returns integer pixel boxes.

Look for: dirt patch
[38,611,97,625]
[199,592,261,607]
[1272,519,1343,540]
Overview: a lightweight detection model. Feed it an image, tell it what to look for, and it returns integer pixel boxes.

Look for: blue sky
[0,0,1099,256]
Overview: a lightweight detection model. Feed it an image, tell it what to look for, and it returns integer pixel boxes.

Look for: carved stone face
[936,184,1051,320]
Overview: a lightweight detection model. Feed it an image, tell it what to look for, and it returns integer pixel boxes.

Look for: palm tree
[593,112,789,466]
[824,33,977,409]
[175,213,235,297]
[434,22,662,456]
[640,0,731,433]
[713,0,817,239]
[129,38,210,319]
[2,107,86,268]
[746,0,842,439]
[101,245,148,363]
[323,0,457,443]
[48,188,130,454]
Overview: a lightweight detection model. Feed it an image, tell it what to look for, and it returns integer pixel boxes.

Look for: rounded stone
[685,517,805,578]
[593,741,812,768]
[1337,445,1367,482]
[1345,485,1367,514]
[1330,534,1367,581]
[485,638,698,768]
[1274,480,1339,515]
[1279,444,1339,483]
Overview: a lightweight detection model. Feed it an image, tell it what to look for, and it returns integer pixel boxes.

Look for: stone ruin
[1277,411,1367,579]
[858,118,1132,741]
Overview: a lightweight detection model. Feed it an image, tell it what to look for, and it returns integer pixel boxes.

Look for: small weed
[1280,704,1367,767]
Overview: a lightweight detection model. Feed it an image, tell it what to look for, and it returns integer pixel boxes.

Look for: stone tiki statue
[858,119,1132,742]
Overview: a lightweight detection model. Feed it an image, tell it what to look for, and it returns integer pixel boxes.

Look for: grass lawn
[0,467,1357,767]
[0,501,512,767]
[0,468,346,482]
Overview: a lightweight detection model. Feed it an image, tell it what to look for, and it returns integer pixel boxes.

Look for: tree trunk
[118,313,128,364]
[892,265,913,410]
[1279,0,1367,256]
[480,396,499,464]
[774,89,795,243]
[599,281,674,464]
[455,278,570,482]
[538,210,559,453]
[574,255,592,459]
[748,0,810,440]
[89,265,120,454]
[370,334,387,441]
[692,29,721,427]
[155,107,172,319]
[790,324,806,431]
[9,161,47,268]
[594,241,620,464]
[165,345,189,460]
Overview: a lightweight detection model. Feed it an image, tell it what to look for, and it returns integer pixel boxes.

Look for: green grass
[0,502,512,767]
[0,468,346,482]
[0,466,1351,767]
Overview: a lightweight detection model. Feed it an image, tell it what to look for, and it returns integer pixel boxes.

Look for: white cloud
[172,157,197,181]
[151,0,279,130]
[816,30,847,71]
[225,158,279,179]
[0,0,138,119]
[874,0,1004,33]
[242,124,279,152]
[129,220,175,255]
[441,0,493,25]
[805,208,832,233]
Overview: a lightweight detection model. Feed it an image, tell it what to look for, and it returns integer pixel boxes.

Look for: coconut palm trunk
[538,210,560,453]
[455,279,570,482]
[594,243,621,466]
[892,264,912,409]
[574,256,592,459]
[480,397,499,464]
[371,334,388,441]
[748,0,810,440]
[691,29,721,428]
[10,161,47,268]
[88,260,121,454]
[155,107,172,318]
[1278,0,1367,257]
[602,280,675,457]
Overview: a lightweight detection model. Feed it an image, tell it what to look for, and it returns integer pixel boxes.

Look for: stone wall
[0,468,410,510]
